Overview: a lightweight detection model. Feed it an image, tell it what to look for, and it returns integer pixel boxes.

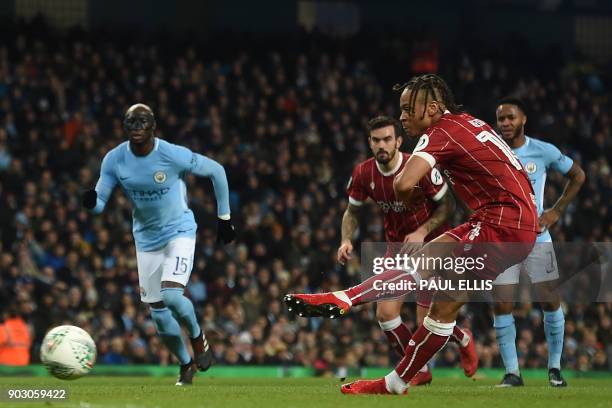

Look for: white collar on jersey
[444,109,451,114]
[375,152,403,177]
[127,137,159,155]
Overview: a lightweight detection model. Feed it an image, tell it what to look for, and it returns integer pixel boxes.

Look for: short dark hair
[497,97,527,115]
[367,116,404,138]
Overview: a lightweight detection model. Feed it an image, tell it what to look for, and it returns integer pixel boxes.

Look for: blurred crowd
[0,19,610,373]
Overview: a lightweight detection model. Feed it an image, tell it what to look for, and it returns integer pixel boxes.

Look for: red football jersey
[411,112,538,232]
[347,152,448,242]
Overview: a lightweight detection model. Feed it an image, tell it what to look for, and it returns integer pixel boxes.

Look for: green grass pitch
[1,376,612,408]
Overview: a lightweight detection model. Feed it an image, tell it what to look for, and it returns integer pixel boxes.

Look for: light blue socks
[161,288,201,338]
[494,313,519,375]
[543,307,565,370]
[150,307,191,365]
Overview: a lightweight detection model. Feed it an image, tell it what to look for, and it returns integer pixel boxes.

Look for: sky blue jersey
[92,138,230,251]
[512,136,573,242]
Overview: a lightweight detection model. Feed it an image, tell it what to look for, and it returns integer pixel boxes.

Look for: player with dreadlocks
[285,74,538,395]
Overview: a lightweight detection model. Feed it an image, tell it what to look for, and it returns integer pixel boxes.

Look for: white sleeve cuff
[348,196,364,206]
[412,151,436,168]
[432,183,448,202]
[218,214,231,220]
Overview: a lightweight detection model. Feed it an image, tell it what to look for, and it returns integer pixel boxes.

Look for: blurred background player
[82,104,236,385]
[339,115,476,385]
[493,97,585,387]
[285,74,538,394]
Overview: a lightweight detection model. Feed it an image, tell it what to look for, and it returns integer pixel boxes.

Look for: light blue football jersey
[92,138,230,251]
[512,136,573,242]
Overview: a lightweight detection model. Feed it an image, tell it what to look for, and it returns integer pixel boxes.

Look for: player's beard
[375,148,396,165]
[501,124,523,144]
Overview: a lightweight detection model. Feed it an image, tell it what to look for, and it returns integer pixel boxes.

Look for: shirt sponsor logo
[469,118,486,127]
[376,200,406,213]
[130,188,170,201]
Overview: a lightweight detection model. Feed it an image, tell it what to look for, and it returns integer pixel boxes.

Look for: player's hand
[403,226,428,243]
[539,208,561,232]
[81,189,97,209]
[217,217,236,244]
[338,241,353,265]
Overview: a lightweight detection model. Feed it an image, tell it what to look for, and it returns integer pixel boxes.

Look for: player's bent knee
[375,302,401,323]
[428,301,462,323]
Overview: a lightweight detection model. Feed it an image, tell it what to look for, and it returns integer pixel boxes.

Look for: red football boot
[284,292,351,318]
[458,328,478,377]
[410,369,432,386]
[341,378,407,395]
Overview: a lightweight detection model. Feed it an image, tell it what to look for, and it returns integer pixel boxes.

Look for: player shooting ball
[340,115,477,385]
[285,74,538,395]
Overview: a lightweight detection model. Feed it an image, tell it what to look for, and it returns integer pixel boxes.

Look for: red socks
[394,317,454,383]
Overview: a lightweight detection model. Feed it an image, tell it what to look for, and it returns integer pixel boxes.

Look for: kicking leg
[285,234,457,317]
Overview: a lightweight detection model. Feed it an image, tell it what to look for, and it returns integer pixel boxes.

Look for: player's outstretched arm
[393,155,431,204]
[540,162,586,229]
[83,153,117,213]
[189,152,235,244]
[338,203,361,265]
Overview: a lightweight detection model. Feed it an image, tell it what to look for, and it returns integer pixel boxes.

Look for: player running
[341,115,477,385]
[82,104,236,386]
[285,74,538,395]
[493,97,585,387]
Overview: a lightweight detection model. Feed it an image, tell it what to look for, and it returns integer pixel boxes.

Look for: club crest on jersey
[370,181,375,190]
[414,134,429,152]
[525,162,537,174]
[154,171,167,184]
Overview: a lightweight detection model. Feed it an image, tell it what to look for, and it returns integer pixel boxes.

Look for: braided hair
[393,74,463,119]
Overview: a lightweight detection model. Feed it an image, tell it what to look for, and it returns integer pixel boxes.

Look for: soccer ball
[40,325,97,380]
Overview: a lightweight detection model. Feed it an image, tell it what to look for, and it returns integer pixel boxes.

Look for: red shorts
[444,221,536,280]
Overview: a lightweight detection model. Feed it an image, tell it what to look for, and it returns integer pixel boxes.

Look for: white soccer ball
[40,325,97,380]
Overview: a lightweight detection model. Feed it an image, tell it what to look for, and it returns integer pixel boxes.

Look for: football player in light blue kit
[82,104,236,385]
[492,98,585,387]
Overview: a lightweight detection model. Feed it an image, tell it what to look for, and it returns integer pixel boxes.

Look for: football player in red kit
[340,115,477,385]
[285,74,537,395]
